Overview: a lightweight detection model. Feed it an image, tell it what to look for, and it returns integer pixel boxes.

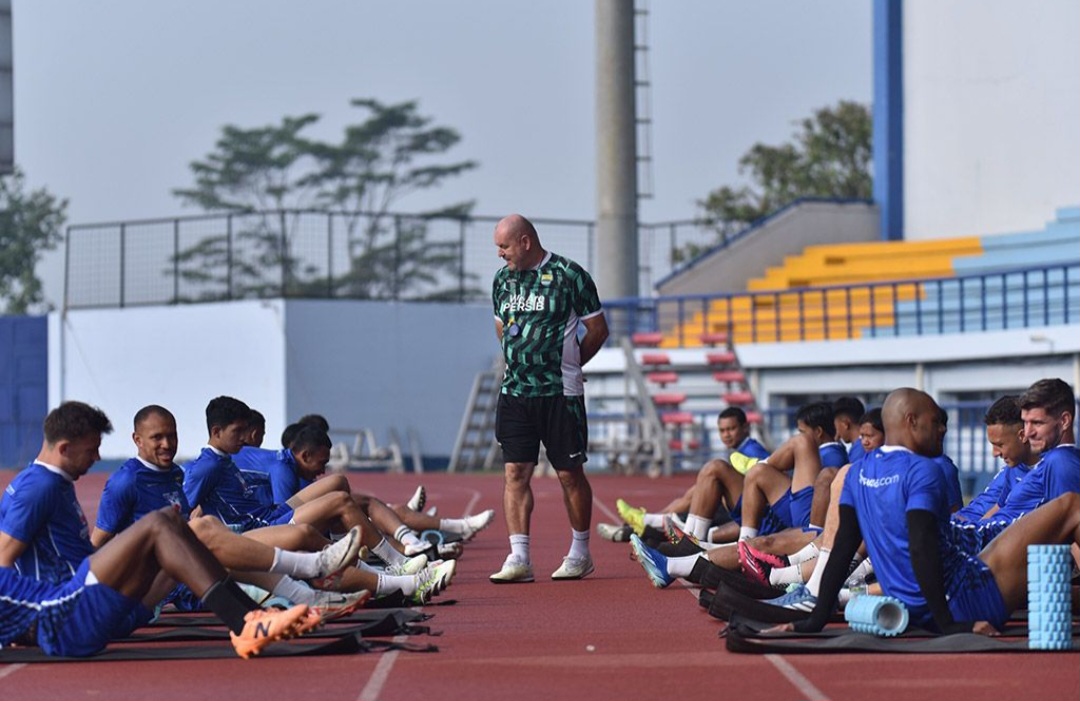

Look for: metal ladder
[447,358,505,472]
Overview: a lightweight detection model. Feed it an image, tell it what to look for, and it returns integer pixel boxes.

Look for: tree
[0,169,67,314]
[687,100,872,261]
[171,100,479,301]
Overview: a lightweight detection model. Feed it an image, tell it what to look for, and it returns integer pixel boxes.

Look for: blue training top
[846,439,866,464]
[0,463,94,584]
[840,446,950,623]
[984,444,1079,524]
[819,441,849,469]
[182,447,284,530]
[734,436,770,461]
[95,458,191,535]
[953,462,1032,523]
[234,447,310,504]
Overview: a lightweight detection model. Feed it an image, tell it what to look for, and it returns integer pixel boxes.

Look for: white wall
[49,300,287,461]
[903,0,1080,240]
[281,300,496,462]
[48,299,498,462]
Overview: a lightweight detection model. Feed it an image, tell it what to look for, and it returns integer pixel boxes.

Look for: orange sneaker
[230,604,310,659]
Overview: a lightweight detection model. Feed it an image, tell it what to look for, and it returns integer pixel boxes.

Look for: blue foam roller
[844,594,909,637]
[1027,544,1071,650]
[420,529,445,548]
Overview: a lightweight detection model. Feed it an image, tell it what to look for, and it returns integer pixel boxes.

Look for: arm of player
[0,531,29,568]
[907,508,974,634]
[792,504,863,633]
[578,312,609,366]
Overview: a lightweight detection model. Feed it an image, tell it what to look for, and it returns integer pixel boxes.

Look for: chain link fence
[64,210,719,310]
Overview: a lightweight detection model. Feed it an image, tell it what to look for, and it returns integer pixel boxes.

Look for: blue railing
[604,262,1079,344]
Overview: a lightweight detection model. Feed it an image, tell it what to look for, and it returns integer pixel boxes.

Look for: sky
[13,1,872,307]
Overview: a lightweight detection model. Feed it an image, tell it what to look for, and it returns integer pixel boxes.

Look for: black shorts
[495,394,588,469]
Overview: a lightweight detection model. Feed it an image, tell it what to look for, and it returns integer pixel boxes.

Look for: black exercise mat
[119,612,438,643]
[148,607,429,628]
[723,615,1080,654]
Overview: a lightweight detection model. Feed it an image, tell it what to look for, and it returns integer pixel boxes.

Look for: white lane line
[356,635,406,701]
[766,654,831,701]
[461,488,482,517]
[0,664,26,680]
[594,497,618,522]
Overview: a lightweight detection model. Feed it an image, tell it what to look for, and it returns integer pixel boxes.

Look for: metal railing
[603,262,1080,344]
[63,210,720,310]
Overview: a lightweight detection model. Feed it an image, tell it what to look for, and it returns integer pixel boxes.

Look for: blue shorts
[945,554,1009,630]
[948,519,1008,555]
[231,503,294,531]
[788,486,814,528]
[730,496,787,536]
[37,559,155,657]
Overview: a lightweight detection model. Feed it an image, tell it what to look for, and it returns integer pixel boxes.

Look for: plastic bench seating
[669,438,702,452]
[722,391,755,406]
[699,332,730,347]
[640,352,672,366]
[646,371,680,387]
[745,411,763,424]
[631,332,664,347]
[652,392,688,408]
[706,351,737,366]
[712,370,746,384]
[660,411,695,425]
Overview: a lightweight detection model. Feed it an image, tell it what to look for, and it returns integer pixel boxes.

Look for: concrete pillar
[595,0,639,302]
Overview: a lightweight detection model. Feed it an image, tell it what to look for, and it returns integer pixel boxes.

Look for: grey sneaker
[597,522,633,542]
[384,553,428,576]
[551,555,595,581]
[489,556,535,583]
[314,526,363,577]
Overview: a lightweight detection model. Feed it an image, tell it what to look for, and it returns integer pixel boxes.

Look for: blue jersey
[932,454,964,512]
[183,447,285,530]
[953,462,1032,522]
[819,441,849,469]
[734,436,770,461]
[841,447,952,623]
[0,463,94,584]
[987,444,1079,524]
[235,447,309,504]
[846,440,866,464]
[96,458,190,535]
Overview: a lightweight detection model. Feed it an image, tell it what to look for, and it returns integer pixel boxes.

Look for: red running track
[0,468,1077,701]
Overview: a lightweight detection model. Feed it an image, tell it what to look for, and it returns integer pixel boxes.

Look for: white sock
[373,538,405,566]
[667,553,706,579]
[789,541,820,566]
[439,518,466,534]
[686,514,711,540]
[845,556,873,586]
[643,513,665,529]
[269,547,321,579]
[376,573,418,597]
[738,526,758,541]
[568,529,590,559]
[805,548,831,597]
[271,575,316,604]
[394,524,422,548]
[769,563,806,587]
[509,534,530,564]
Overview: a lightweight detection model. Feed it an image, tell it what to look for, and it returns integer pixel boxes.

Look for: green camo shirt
[492,251,603,397]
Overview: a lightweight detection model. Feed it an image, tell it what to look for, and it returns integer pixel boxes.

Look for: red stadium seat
[631,332,664,347]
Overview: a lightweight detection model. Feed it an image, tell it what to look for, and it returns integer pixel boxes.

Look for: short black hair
[247,409,266,430]
[718,407,748,424]
[205,396,251,434]
[833,396,866,422]
[280,422,304,449]
[291,424,331,453]
[984,395,1022,427]
[858,408,883,434]
[297,413,331,433]
[796,401,835,438]
[43,401,113,444]
[133,405,175,431]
